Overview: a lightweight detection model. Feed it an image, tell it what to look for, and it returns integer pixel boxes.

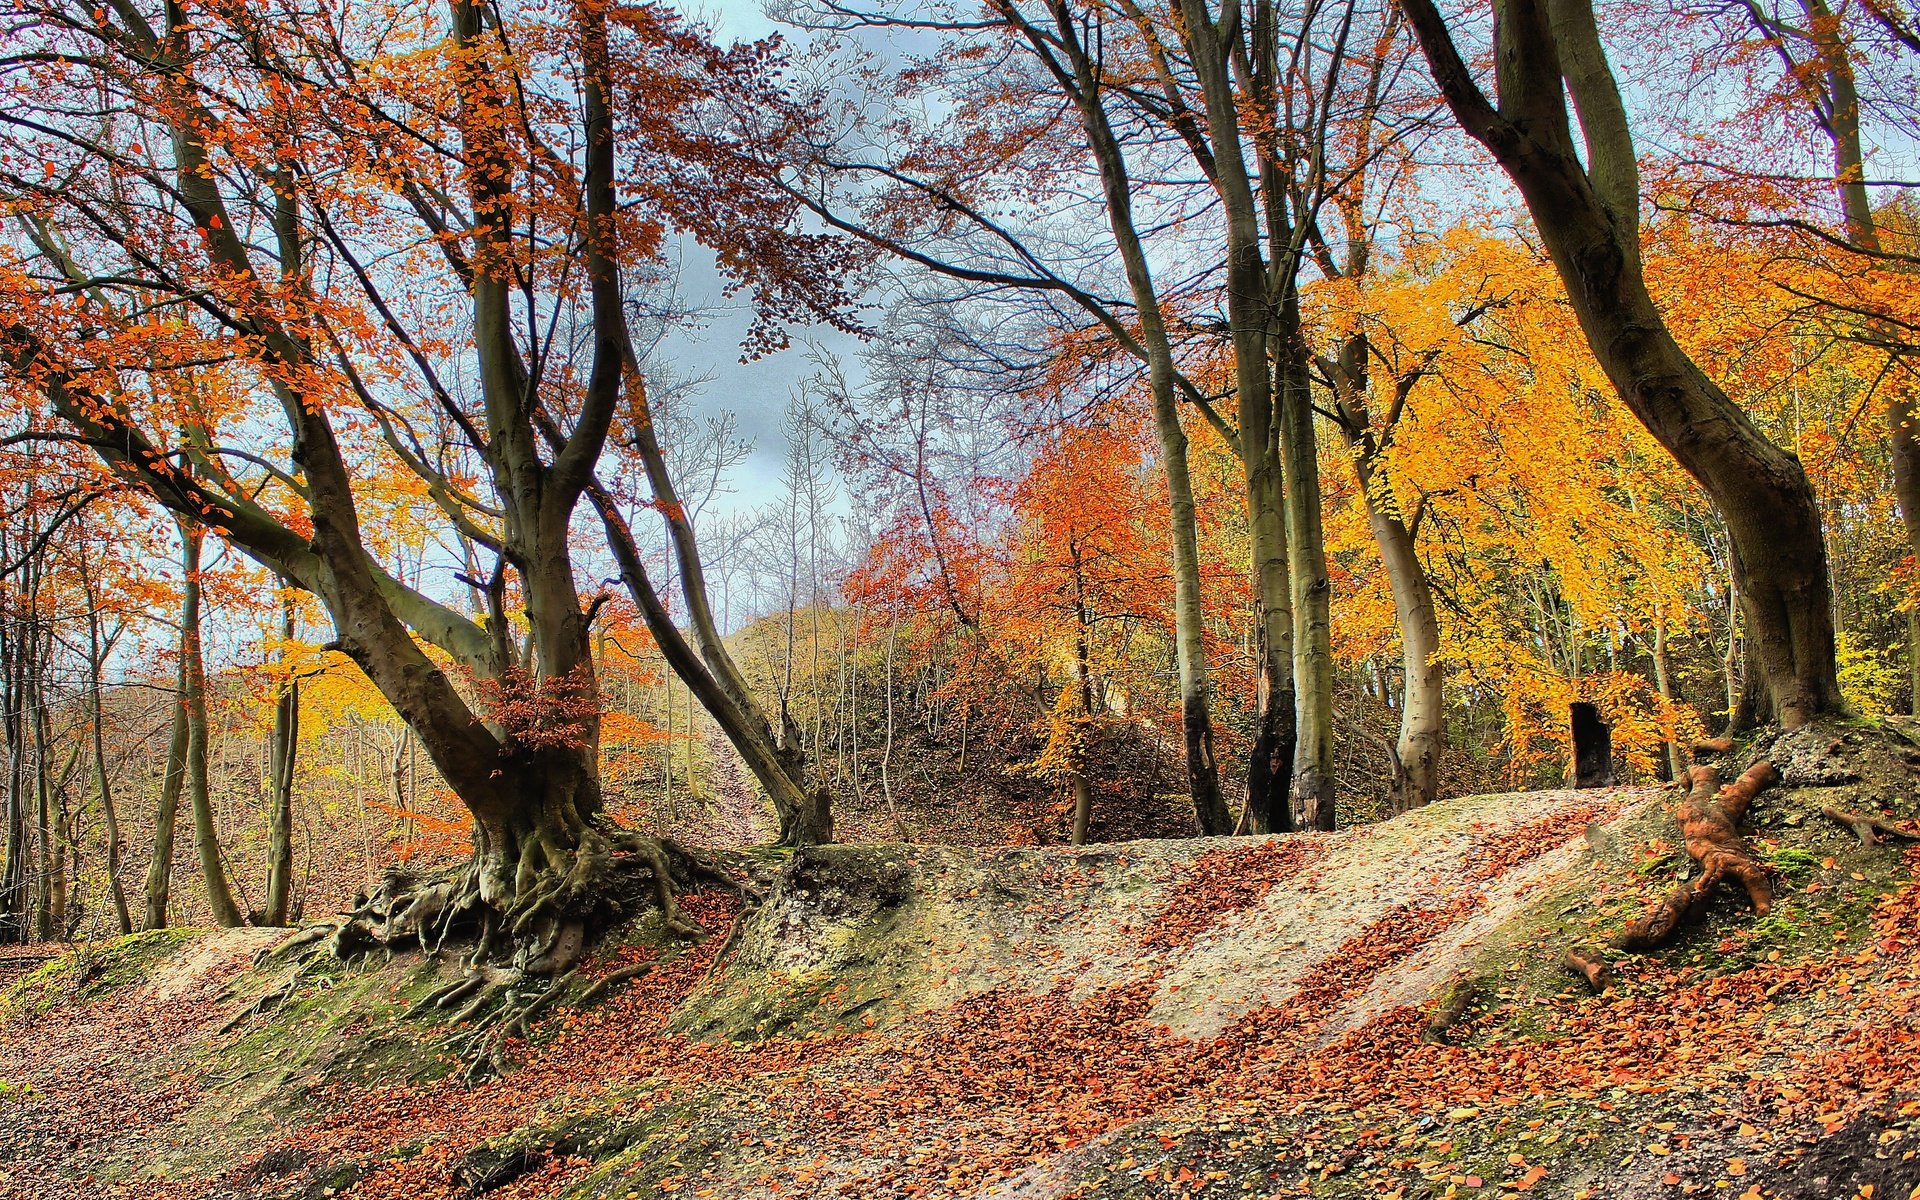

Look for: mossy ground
[2,731,1917,1200]
[0,927,196,1017]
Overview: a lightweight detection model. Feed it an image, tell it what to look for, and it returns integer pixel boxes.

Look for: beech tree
[783,12,1238,833]
[0,0,855,966]
[1644,1,1919,706]
[1396,0,1844,727]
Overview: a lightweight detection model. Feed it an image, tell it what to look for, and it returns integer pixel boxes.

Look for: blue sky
[645,1,871,515]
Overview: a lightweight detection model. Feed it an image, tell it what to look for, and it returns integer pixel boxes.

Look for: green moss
[1766,846,1825,879]
[551,1090,769,1200]
[0,928,198,1017]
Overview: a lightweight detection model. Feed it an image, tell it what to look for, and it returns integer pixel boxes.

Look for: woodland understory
[0,720,1915,1200]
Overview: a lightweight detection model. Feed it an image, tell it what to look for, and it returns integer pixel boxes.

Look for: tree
[74,517,134,933]
[784,2,1236,833]
[1005,419,1173,841]
[789,0,1445,832]
[1,0,854,965]
[1645,1,1919,707]
[262,580,299,927]
[1395,0,1843,728]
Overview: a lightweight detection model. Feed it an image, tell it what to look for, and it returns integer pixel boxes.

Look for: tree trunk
[881,608,900,832]
[1038,11,1231,835]
[584,477,830,845]
[662,670,675,812]
[262,584,298,927]
[144,618,190,931]
[1162,0,1313,835]
[0,601,27,943]
[1367,491,1444,812]
[1070,554,1099,846]
[1909,610,1920,718]
[1790,0,1920,713]
[1245,441,1298,835]
[1280,333,1336,831]
[1570,702,1614,788]
[1168,417,1233,837]
[87,604,133,934]
[1649,620,1686,781]
[32,661,53,941]
[1325,341,1447,814]
[1398,0,1842,727]
[178,522,245,928]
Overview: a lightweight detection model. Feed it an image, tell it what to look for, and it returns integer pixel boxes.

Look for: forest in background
[0,0,1912,944]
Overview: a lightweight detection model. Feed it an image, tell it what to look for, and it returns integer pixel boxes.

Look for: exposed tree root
[1612,763,1776,953]
[573,962,654,1010]
[1561,762,1777,991]
[226,830,761,1079]
[1611,881,1698,953]
[1423,973,1481,1043]
[1820,805,1920,848]
[220,960,319,1033]
[1691,736,1736,758]
[442,968,586,1082]
[1563,945,1612,992]
[307,832,750,968]
[254,923,333,968]
[408,973,485,1018]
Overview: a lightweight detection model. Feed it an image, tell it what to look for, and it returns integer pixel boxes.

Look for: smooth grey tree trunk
[1398,0,1843,727]
[176,521,244,928]
[262,584,298,926]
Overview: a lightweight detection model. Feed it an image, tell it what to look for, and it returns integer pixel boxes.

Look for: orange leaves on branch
[1309,227,1716,781]
[370,791,475,863]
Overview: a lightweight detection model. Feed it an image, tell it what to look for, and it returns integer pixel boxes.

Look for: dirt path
[0,929,278,1200]
[699,712,772,847]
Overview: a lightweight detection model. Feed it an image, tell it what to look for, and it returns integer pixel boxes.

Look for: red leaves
[1468,799,1622,880]
[468,664,600,753]
[7,830,1920,1199]
[1141,839,1330,953]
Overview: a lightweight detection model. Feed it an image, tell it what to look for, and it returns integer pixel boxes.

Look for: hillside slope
[2,722,1917,1200]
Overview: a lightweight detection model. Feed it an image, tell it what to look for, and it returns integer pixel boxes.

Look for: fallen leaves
[2,821,1916,1200]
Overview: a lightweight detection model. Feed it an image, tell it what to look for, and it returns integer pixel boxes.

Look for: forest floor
[1,720,1918,1200]
[699,715,773,847]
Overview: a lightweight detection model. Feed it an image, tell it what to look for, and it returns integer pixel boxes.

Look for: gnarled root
[573,961,654,1011]
[236,830,758,1079]
[1423,973,1481,1044]
[254,924,333,967]
[1587,762,1778,968]
[1820,805,1920,849]
[608,832,703,939]
[220,960,320,1033]
[1613,882,1701,952]
[442,970,560,1081]
[311,830,754,972]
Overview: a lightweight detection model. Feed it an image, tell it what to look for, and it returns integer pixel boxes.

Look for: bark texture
[1324,341,1445,813]
[178,521,244,929]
